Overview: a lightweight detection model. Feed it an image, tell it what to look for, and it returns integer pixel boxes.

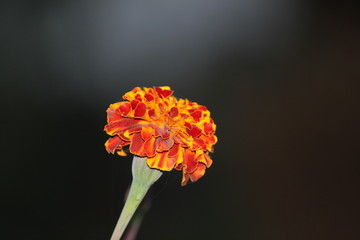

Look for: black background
[1,0,359,239]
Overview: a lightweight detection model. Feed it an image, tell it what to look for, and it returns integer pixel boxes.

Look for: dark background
[1,0,359,239]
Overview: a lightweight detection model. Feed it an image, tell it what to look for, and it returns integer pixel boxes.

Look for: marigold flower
[104,86,217,186]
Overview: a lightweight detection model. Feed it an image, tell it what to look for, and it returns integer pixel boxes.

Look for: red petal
[148,109,159,120]
[144,93,154,101]
[187,125,202,138]
[129,133,146,156]
[154,87,163,96]
[154,87,172,98]
[155,137,174,152]
[131,100,139,110]
[161,89,173,98]
[193,138,205,149]
[135,94,142,101]
[134,102,147,117]
[168,143,180,157]
[119,102,131,116]
[169,107,179,118]
[175,162,183,170]
[183,149,198,173]
[199,106,207,111]
[144,137,156,157]
[204,122,214,135]
[184,122,192,129]
[191,110,202,122]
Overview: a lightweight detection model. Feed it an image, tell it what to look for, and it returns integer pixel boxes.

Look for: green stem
[110,156,162,240]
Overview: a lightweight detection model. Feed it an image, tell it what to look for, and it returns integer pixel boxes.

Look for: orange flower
[104,86,217,186]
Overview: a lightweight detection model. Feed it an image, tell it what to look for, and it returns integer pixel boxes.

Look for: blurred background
[1,0,359,239]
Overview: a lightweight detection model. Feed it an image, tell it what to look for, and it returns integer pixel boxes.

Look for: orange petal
[181,173,190,186]
[105,136,128,154]
[197,153,213,168]
[141,127,153,141]
[189,163,206,182]
[146,152,178,171]
[106,102,123,122]
[116,149,127,156]
[173,131,192,147]
[105,118,142,135]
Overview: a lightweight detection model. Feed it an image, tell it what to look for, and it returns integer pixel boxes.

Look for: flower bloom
[104,86,217,186]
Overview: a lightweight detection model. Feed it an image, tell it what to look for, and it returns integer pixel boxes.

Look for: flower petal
[144,137,156,157]
[104,118,143,135]
[119,102,131,116]
[197,153,213,168]
[141,127,153,140]
[191,110,202,122]
[105,136,127,154]
[106,102,123,122]
[129,133,146,156]
[144,93,154,101]
[131,100,139,110]
[204,122,214,135]
[187,125,202,138]
[189,163,206,182]
[146,152,178,171]
[134,102,147,118]
[169,107,179,119]
[183,149,198,173]
[168,143,180,157]
[181,173,190,186]
[155,137,174,152]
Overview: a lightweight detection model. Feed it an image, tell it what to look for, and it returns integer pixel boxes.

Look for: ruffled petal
[129,133,146,156]
[189,163,206,182]
[155,137,174,152]
[146,152,178,171]
[105,136,127,154]
[143,137,156,157]
[183,149,198,173]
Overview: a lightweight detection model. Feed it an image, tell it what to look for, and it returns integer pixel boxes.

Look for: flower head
[104,86,217,186]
